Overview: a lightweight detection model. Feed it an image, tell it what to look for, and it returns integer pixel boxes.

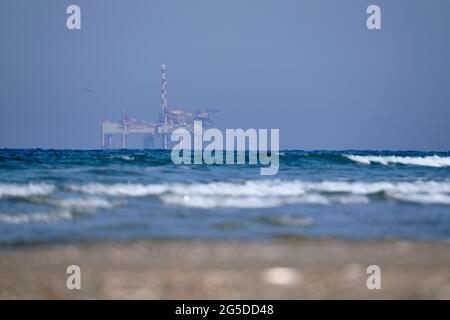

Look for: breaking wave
[0,196,123,225]
[344,154,450,167]
[67,179,450,208]
[67,183,168,197]
[160,194,369,208]
[0,210,72,224]
[27,196,125,213]
[0,183,55,198]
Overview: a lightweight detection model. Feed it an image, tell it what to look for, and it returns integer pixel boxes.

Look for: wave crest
[344,155,450,167]
[67,179,450,208]
[0,183,55,198]
[0,210,72,224]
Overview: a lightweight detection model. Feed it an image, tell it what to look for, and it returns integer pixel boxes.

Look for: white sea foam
[386,192,450,205]
[68,180,450,197]
[112,155,135,161]
[345,154,450,167]
[0,183,55,198]
[0,197,122,224]
[68,183,168,197]
[2,179,447,210]
[43,197,124,213]
[0,210,72,224]
[160,193,369,208]
[65,179,450,208]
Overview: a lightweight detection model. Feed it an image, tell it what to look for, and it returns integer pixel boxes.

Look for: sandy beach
[0,239,449,299]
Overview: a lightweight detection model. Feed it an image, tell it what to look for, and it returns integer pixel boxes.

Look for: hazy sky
[0,0,449,150]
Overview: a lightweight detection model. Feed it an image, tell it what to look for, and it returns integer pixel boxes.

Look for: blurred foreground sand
[0,239,449,299]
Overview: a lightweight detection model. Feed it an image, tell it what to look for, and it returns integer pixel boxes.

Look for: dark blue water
[0,149,449,247]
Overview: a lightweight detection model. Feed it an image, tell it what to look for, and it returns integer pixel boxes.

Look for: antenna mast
[161,64,168,124]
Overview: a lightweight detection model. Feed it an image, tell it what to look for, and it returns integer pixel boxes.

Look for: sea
[0,149,449,247]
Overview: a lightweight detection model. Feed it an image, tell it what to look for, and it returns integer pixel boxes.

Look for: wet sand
[0,239,449,299]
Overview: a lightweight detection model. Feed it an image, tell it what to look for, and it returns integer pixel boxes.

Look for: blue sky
[0,0,449,150]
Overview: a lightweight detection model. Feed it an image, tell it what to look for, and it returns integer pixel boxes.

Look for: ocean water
[0,149,449,247]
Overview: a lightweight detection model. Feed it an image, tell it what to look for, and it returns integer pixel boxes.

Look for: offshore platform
[101,64,218,149]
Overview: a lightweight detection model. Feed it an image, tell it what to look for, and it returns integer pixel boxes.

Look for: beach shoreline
[1,238,449,299]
